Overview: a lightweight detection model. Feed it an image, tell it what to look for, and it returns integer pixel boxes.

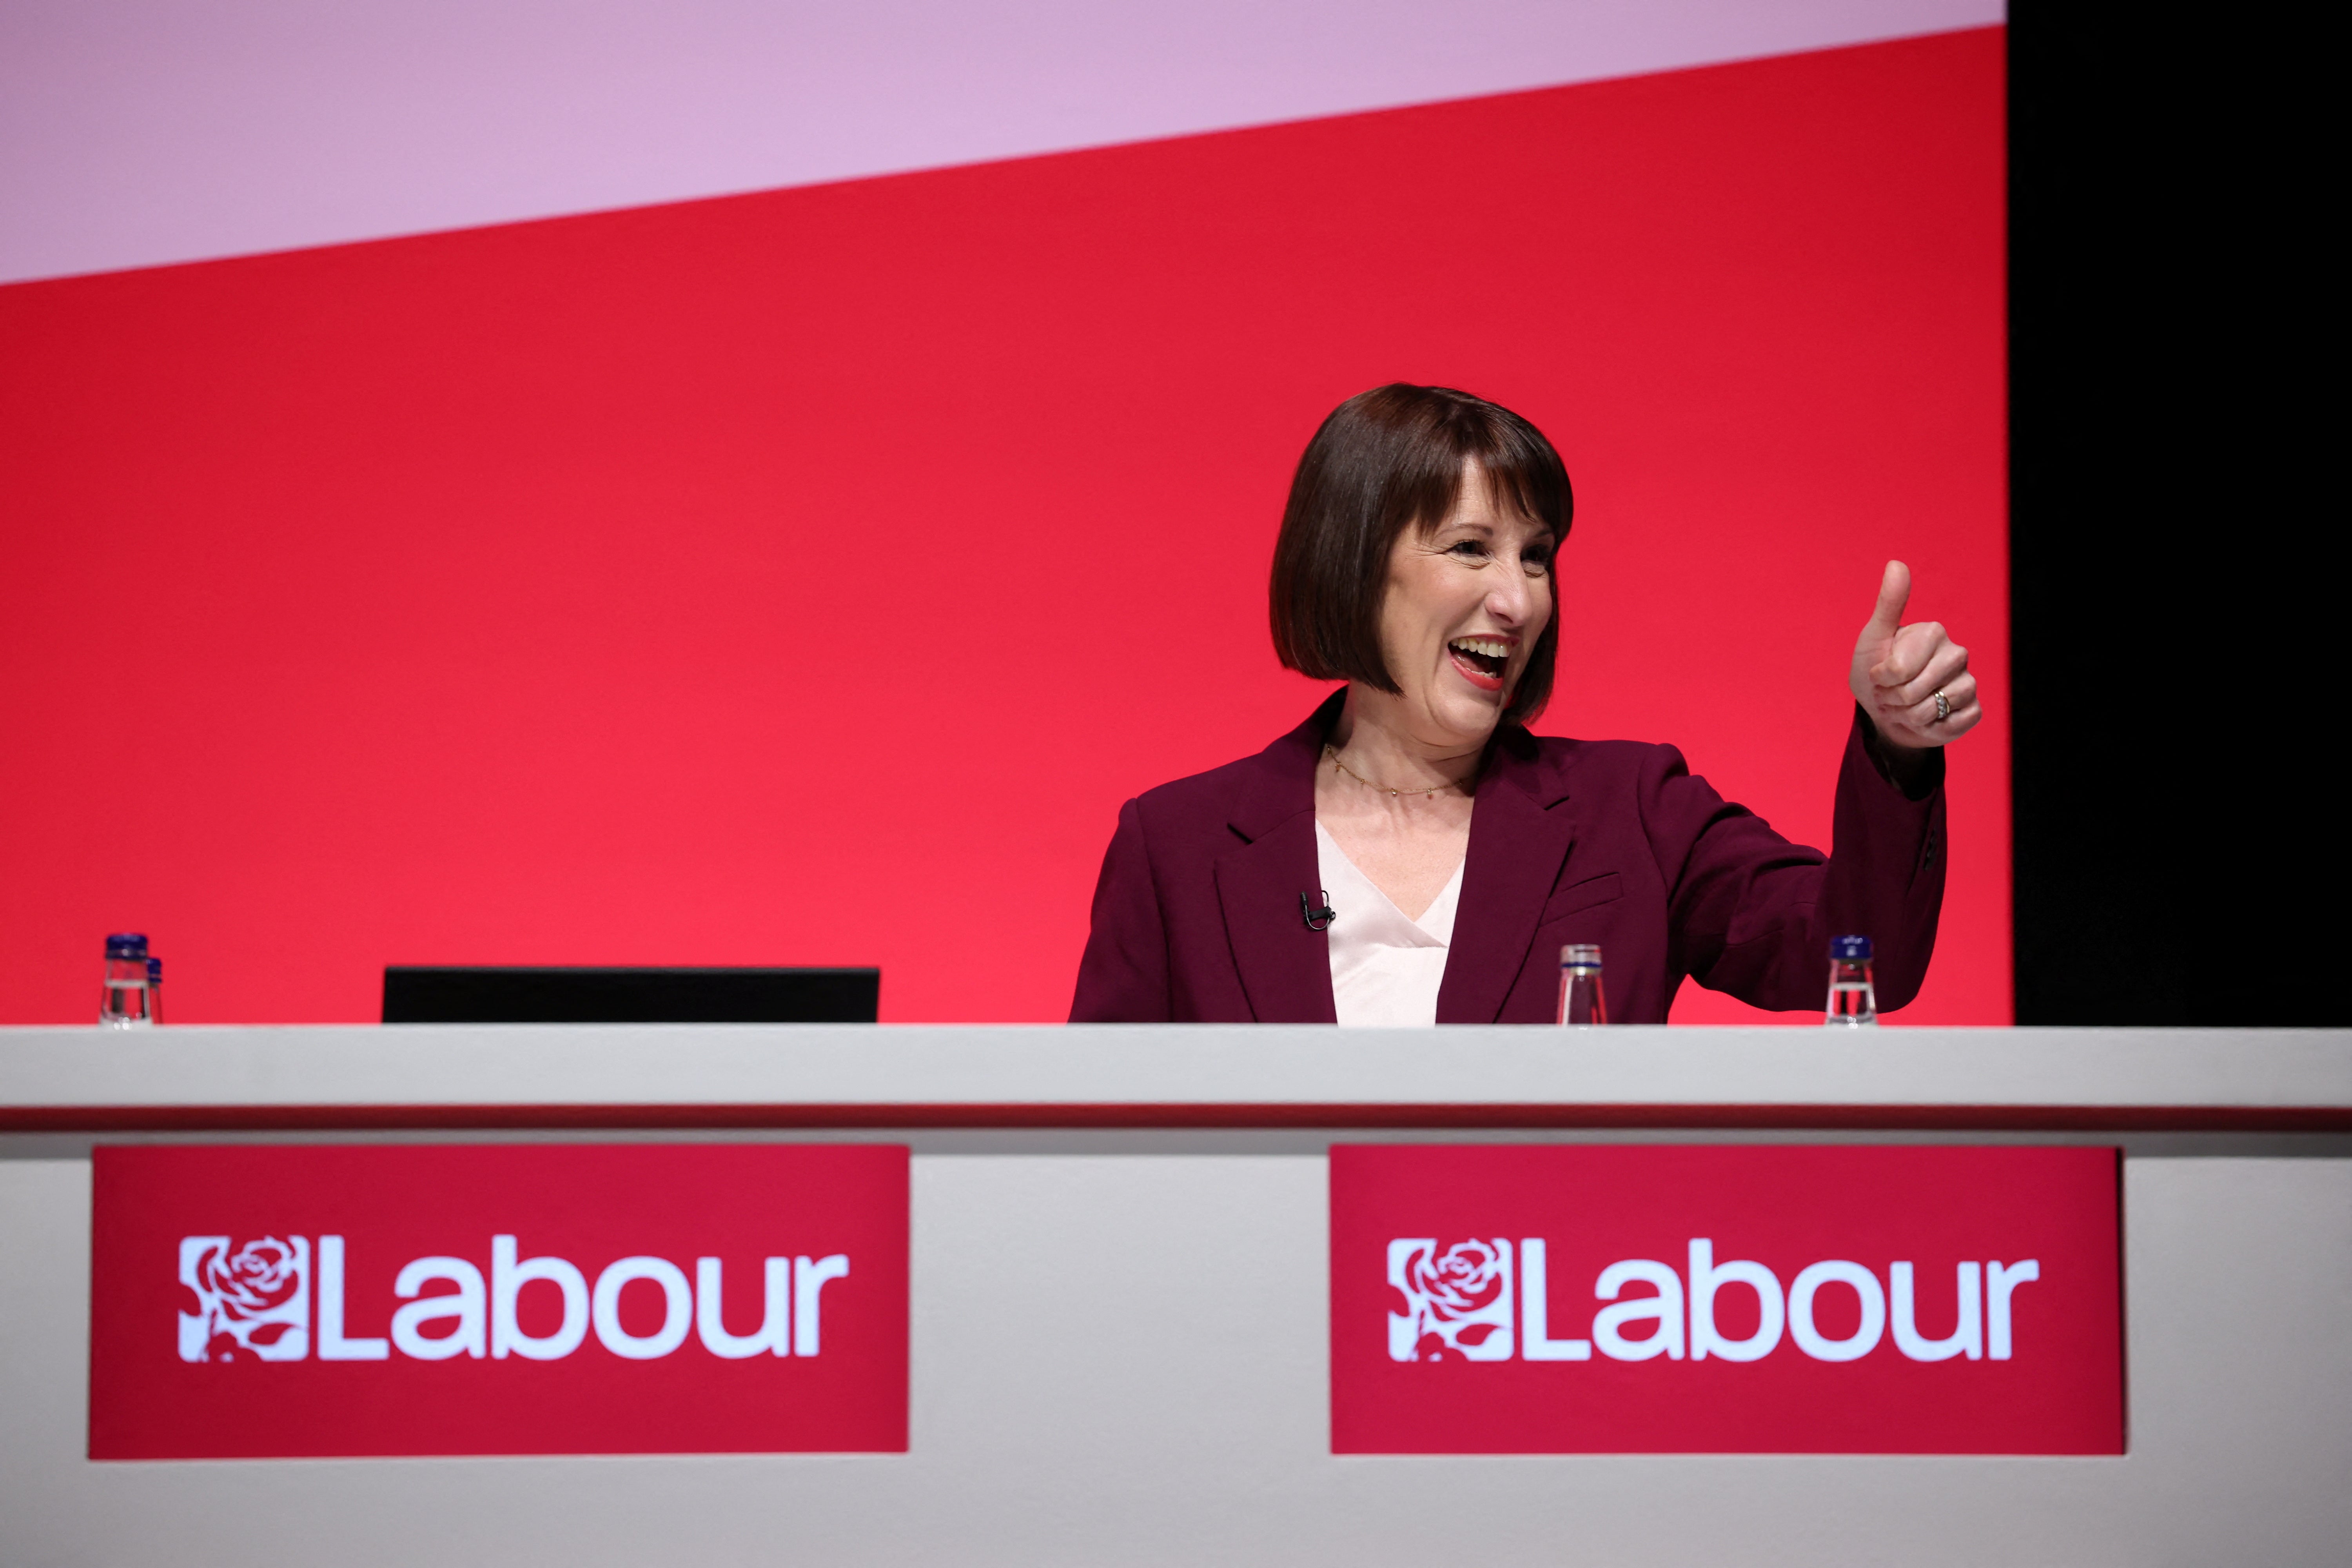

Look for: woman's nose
[1486,565,1535,626]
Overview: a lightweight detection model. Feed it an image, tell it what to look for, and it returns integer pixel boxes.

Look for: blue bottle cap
[147,957,163,981]
[105,933,149,960]
[1831,935,1873,962]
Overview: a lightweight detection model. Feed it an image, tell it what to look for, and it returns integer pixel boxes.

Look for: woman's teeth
[1448,638,1508,676]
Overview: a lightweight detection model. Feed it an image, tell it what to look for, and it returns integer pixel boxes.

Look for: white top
[1315,820,1465,1027]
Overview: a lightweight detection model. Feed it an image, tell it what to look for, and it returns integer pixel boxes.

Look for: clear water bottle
[1826,935,1877,1027]
[146,956,164,1026]
[1558,944,1606,1026]
[100,933,153,1028]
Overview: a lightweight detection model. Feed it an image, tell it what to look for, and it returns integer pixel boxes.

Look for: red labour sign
[90,1143,909,1459]
[1330,1144,2123,1454]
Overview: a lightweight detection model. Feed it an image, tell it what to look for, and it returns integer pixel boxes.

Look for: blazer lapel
[1436,731,1575,1023]
[1213,691,1342,1024]
[1214,813,1337,1023]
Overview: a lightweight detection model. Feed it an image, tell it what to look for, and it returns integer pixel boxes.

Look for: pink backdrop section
[1,0,2002,284]
[0,29,2008,1025]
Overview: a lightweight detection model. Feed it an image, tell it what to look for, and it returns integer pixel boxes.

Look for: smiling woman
[1070,384,1976,1025]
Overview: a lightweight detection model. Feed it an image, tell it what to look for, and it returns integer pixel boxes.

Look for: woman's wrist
[1858,707,1939,799]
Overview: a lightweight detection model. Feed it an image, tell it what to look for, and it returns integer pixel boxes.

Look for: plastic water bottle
[146,956,163,1026]
[1826,935,1877,1027]
[100,933,153,1027]
[1558,944,1606,1026]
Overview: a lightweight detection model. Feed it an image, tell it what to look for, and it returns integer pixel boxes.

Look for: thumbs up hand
[1850,561,1979,752]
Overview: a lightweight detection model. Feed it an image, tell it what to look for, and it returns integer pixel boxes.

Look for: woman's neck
[1326,684,1489,796]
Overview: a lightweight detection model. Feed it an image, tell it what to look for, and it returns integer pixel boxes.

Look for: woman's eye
[1448,540,1487,558]
[1524,553,1552,575]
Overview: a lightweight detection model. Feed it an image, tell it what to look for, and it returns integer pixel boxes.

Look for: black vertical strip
[2009,7,2340,1023]
[2011,5,2183,1021]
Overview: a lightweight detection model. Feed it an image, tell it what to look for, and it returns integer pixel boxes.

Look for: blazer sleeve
[1069,797,1174,1022]
[1643,707,1947,1012]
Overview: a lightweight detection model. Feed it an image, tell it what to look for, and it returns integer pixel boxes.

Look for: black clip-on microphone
[1300,891,1336,932]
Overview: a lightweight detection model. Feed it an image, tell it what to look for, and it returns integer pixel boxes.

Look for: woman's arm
[1645,713,1947,1013]
[1648,560,1971,1013]
[1656,566,1966,1020]
[1069,798,1176,1022]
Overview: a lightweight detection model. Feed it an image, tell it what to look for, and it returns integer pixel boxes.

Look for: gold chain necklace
[1323,743,1471,801]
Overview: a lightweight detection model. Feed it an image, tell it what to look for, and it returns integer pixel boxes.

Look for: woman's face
[1374,467,1556,746]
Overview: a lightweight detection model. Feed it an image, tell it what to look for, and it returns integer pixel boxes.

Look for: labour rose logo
[177,1235,310,1363]
[1387,1238,1514,1362]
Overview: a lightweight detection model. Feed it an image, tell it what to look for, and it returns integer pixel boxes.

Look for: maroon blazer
[1070,690,1945,1023]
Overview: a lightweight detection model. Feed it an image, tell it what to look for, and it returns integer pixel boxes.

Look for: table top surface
[4,1024,2349,1130]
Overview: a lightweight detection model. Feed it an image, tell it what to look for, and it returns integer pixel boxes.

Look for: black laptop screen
[382,966,880,1024]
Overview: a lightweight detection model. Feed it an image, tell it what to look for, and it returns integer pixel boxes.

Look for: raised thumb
[1866,560,1911,636]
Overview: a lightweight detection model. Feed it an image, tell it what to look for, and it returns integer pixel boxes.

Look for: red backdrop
[0,29,2007,1024]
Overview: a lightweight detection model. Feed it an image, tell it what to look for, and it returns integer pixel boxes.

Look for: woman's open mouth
[1446,636,1512,693]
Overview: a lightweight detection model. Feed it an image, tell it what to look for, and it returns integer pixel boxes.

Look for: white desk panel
[3,1025,2348,1126]
[4,1026,2348,1565]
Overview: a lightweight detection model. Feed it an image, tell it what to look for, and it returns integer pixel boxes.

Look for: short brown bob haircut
[1269,383,1572,725]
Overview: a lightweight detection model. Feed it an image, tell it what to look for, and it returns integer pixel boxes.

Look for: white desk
[5,1025,2349,1566]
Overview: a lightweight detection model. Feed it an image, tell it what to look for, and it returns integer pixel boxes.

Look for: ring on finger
[1933,688,1951,722]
